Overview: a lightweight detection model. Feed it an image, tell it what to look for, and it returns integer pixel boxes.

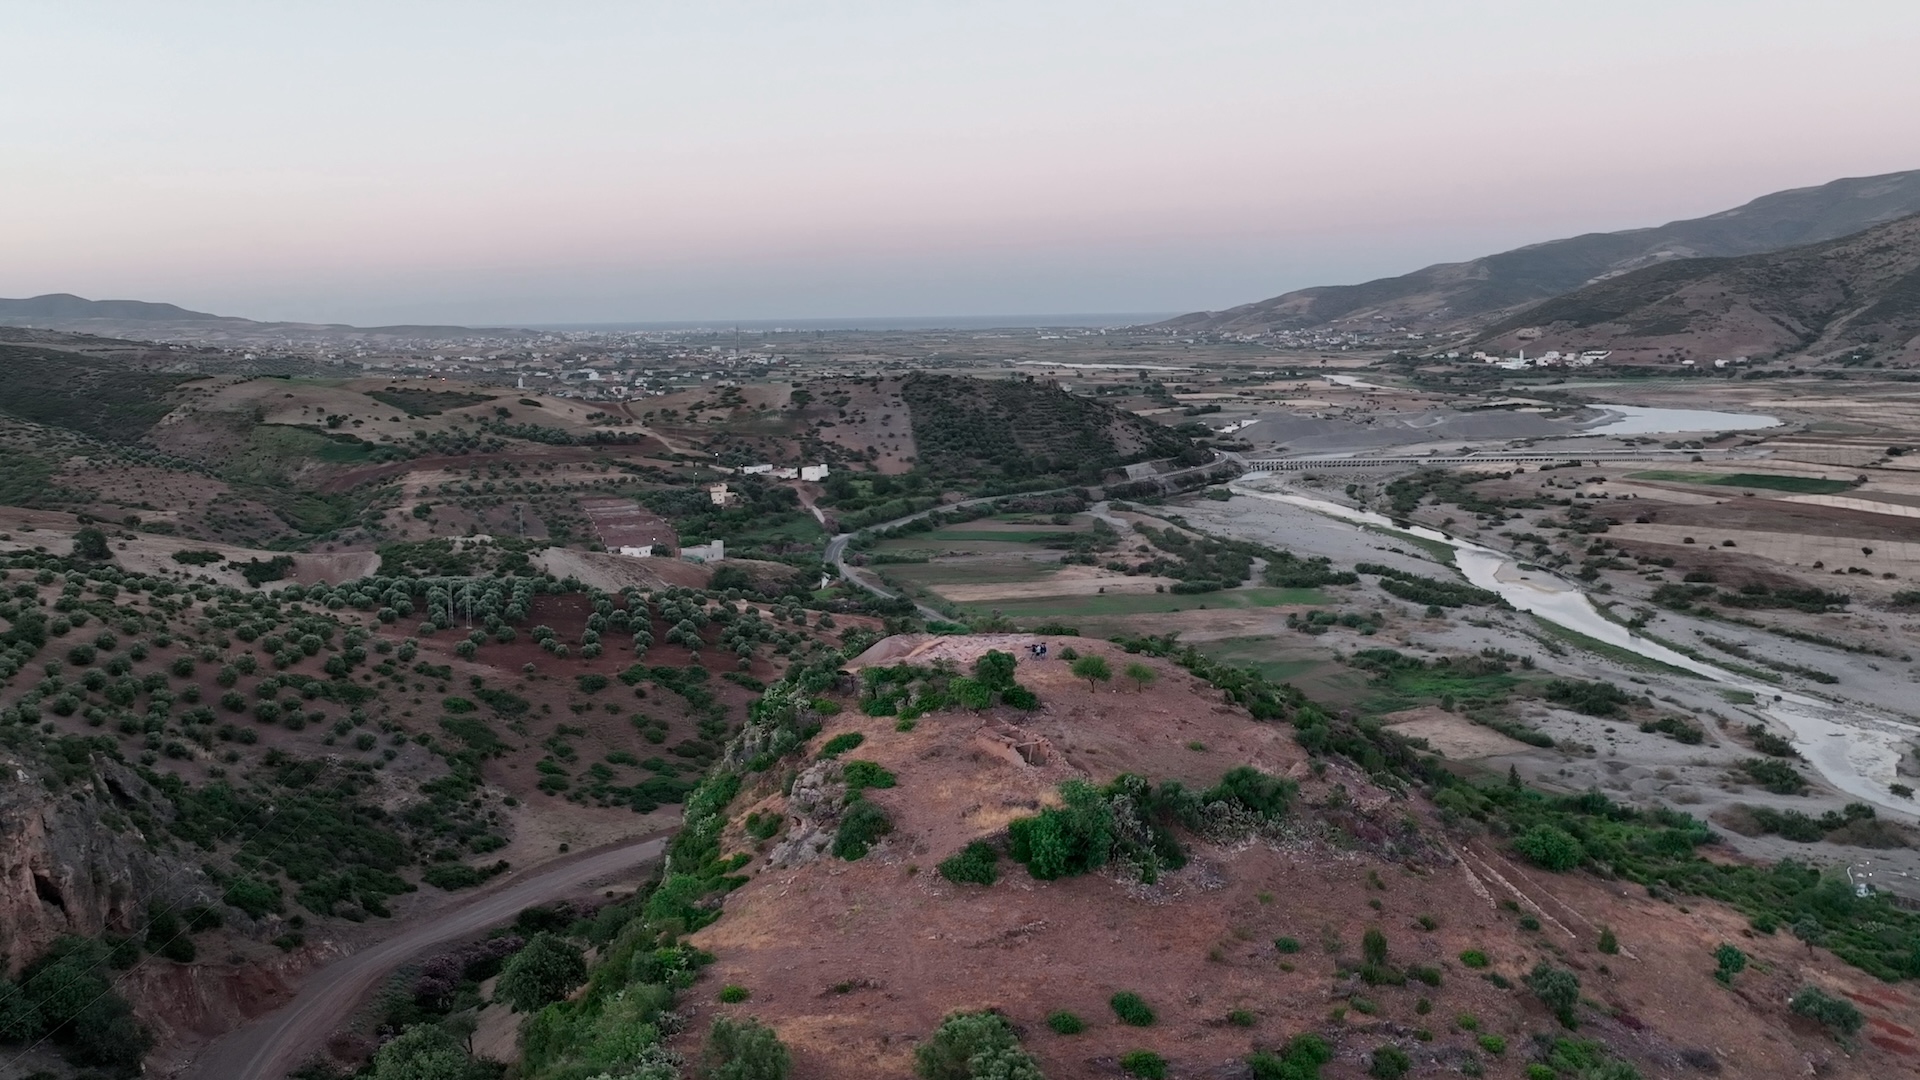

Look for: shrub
[1109,990,1154,1026]
[1121,1049,1168,1079]
[841,759,896,792]
[1045,1009,1084,1035]
[1477,1033,1506,1054]
[1362,927,1389,966]
[719,984,751,1003]
[702,1015,792,1080]
[999,684,1040,710]
[914,1010,1041,1080]
[1712,943,1747,984]
[1789,985,1863,1038]
[1597,926,1619,955]
[1203,765,1296,818]
[832,799,893,860]
[1007,780,1114,879]
[1227,1008,1256,1027]
[1368,1045,1411,1080]
[1514,824,1584,871]
[1458,949,1489,968]
[1523,961,1581,1028]
[1274,936,1302,954]
[1246,1033,1333,1080]
[819,731,865,757]
[936,841,999,886]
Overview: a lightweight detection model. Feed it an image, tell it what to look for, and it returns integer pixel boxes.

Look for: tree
[1070,654,1112,692]
[494,933,586,1013]
[700,1015,791,1080]
[370,1022,489,1080]
[1597,926,1619,955]
[1123,661,1157,693]
[1523,961,1581,1028]
[72,526,111,561]
[0,977,41,1042]
[972,650,1017,691]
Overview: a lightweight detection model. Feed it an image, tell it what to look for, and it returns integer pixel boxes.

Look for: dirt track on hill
[181,834,670,1080]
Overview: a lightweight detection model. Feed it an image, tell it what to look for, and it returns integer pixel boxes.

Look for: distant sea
[523,313,1178,332]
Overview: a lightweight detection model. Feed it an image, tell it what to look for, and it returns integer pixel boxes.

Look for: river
[1580,403,1783,436]
[1228,484,1918,820]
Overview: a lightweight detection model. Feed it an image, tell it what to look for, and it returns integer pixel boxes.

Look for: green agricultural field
[1628,470,1857,494]
[978,586,1329,618]
[885,559,1062,586]
[1193,637,1323,683]
[920,528,1082,543]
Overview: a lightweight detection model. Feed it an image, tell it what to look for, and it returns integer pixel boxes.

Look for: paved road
[185,835,670,1080]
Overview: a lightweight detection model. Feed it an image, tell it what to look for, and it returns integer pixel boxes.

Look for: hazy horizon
[6,1,1919,326]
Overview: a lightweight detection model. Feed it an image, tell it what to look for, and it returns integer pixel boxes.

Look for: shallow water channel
[1229,483,1917,820]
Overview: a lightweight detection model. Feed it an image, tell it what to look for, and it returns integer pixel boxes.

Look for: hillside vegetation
[1477,212,1920,364]
[900,373,1205,483]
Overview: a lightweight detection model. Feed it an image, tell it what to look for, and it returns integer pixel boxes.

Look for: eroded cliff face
[0,750,214,973]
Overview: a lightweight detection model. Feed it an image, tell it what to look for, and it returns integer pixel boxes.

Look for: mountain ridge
[1472,210,1920,363]
[0,292,530,343]
[1160,168,1920,336]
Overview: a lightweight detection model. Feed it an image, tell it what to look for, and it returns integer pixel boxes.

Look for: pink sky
[3,1,1917,324]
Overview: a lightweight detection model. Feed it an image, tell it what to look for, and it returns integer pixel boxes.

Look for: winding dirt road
[184,834,670,1080]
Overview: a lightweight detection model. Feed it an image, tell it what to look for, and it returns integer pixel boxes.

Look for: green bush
[819,731,865,757]
[1362,927,1389,966]
[1458,949,1488,968]
[1274,935,1301,953]
[1246,1033,1332,1080]
[701,1015,792,1080]
[1523,961,1581,1028]
[1789,985,1863,1038]
[1368,1045,1411,1080]
[719,984,751,1003]
[1514,823,1585,871]
[1477,1034,1505,1054]
[1007,779,1118,880]
[914,1009,1042,1080]
[832,799,893,860]
[936,841,999,886]
[841,759,896,792]
[1121,1049,1168,1078]
[1109,990,1154,1026]
[1712,943,1747,984]
[1045,1009,1084,1035]
[1226,1008,1255,1027]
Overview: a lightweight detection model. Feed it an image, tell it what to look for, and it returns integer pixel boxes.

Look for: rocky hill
[1473,212,1920,365]
[465,634,1920,1080]
[1161,169,1920,335]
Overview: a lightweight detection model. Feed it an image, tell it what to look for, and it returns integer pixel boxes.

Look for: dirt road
[183,834,670,1080]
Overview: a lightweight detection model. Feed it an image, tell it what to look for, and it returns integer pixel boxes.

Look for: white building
[800,464,830,482]
[741,464,774,475]
[681,540,724,563]
[616,545,654,558]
